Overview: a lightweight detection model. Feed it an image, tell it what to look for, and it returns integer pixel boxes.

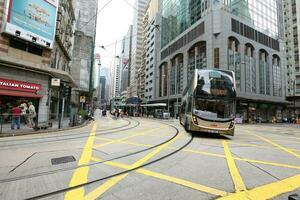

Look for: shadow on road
[188,131,231,140]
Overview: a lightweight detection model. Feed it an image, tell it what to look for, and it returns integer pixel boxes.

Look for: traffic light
[64,85,71,96]
[60,83,71,97]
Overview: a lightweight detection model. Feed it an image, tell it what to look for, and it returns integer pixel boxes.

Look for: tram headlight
[192,116,198,125]
[229,121,235,129]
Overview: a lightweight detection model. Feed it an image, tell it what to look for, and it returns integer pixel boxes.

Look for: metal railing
[0,112,86,134]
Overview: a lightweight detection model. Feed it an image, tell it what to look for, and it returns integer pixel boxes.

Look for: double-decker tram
[179,69,236,135]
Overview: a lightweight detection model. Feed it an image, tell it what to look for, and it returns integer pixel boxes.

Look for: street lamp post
[167,66,170,114]
[175,64,178,119]
[294,79,296,122]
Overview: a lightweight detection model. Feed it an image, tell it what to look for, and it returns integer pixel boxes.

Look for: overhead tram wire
[123,0,139,12]
[77,0,113,32]
[95,0,141,49]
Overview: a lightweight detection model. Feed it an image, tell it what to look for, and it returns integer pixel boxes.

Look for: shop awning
[0,89,42,98]
[141,103,167,107]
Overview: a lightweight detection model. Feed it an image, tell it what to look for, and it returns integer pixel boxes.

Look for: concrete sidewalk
[0,119,87,137]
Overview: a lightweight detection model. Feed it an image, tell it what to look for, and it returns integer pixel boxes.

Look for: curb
[0,121,91,137]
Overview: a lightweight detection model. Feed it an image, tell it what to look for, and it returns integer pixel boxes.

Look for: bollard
[0,115,2,134]
[289,194,300,200]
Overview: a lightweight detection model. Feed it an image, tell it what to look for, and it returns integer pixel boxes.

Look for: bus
[179,69,236,136]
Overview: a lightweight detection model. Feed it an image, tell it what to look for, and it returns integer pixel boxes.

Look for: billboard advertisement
[5,0,59,48]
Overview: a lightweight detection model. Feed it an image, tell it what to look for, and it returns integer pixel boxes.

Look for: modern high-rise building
[71,0,98,105]
[157,0,286,122]
[142,0,160,102]
[284,0,300,118]
[120,25,133,94]
[99,76,106,103]
[128,0,148,98]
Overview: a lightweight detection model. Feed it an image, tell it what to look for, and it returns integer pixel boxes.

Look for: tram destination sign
[0,78,42,92]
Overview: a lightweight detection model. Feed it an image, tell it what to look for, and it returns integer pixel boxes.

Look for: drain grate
[51,156,76,165]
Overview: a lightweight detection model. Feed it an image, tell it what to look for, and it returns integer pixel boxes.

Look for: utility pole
[167,65,170,114]
[294,79,296,121]
[175,64,178,118]
[89,41,95,115]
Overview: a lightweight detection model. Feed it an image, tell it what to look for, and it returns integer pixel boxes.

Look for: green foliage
[77,109,88,118]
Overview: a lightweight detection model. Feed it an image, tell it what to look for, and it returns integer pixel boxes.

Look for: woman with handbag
[28,102,36,128]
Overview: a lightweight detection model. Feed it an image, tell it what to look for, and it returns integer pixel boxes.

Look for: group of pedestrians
[11,102,36,130]
[113,107,128,119]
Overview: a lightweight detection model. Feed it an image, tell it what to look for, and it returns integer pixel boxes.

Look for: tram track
[0,117,140,149]
[0,120,177,183]
[26,125,193,199]
[0,120,194,200]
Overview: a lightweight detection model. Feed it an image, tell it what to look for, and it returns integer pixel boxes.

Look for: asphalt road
[0,110,300,200]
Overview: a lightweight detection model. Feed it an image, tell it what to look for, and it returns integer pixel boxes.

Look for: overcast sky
[95,0,135,71]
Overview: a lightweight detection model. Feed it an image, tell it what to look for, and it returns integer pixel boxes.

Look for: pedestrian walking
[28,102,36,128]
[20,102,29,125]
[11,104,22,130]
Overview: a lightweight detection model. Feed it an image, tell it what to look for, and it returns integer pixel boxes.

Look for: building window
[9,38,43,56]
[245,44,256,93]
[228,37,241,91]
[214,48,219,68]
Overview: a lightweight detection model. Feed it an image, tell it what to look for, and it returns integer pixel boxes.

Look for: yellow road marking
[137,168,228,197]
[271,139,300,144]
[108,139,300,171]
[252,133,300,159]
[84,133,181,199]
[91,157,228,197]
[222,140,246,192]
[217,174,300,200]
[229,141,300,152]
[64,123,97,200]
[93,125,168,149]
[234,157,300,170]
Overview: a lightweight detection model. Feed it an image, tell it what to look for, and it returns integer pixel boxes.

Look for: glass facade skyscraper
[158,0,286,121]
[161,0,208,47]
[161,0,283,48]
[225,0,283,38]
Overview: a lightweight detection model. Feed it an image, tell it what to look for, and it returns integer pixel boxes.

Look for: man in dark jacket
[11,104,22,130]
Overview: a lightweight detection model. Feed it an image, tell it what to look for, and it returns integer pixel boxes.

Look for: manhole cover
[51,156,76,165]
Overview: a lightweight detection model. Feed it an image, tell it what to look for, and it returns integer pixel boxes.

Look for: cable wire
[78,0,113,32]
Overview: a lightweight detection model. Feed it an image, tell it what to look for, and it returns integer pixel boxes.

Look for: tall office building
[284,0,300,118]
[158,0,286,122]
[142,0,160,102]
[71,0,98,102]
[120,25,133,94]
[99,76,106,104]
[128,0,148,98]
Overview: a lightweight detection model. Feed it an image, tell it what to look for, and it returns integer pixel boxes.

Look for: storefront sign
[51,78,60,86]
[0,78,41,92]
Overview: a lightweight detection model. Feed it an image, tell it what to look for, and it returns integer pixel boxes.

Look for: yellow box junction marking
[222,140,246,192]
[84,133,182,200]
[103,138,300,171]
[93,125,168,149]
[90,157,228,198]
[217,174,300,200]
[229,141,300,152]
[64,123,97,200]
[252,133,300,159]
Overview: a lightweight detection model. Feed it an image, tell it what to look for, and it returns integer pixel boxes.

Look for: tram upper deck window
[196,70,235,98]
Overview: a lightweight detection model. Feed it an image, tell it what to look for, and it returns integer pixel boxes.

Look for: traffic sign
[80,96,86,103]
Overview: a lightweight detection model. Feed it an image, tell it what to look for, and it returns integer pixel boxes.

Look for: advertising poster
[5,0,58,48]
